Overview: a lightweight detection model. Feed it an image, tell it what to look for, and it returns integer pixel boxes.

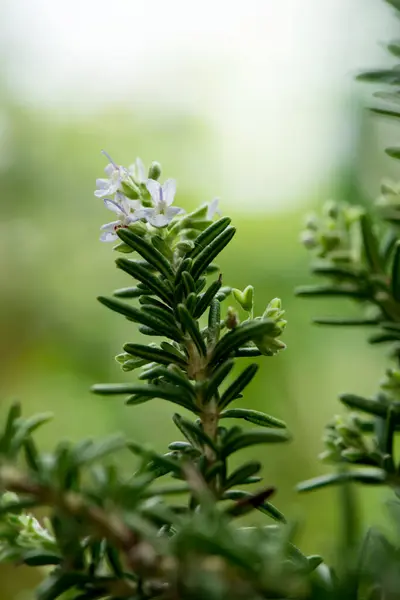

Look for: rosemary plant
[0,154,325,599]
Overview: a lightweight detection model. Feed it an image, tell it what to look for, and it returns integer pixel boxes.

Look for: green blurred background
[2,0,400,597]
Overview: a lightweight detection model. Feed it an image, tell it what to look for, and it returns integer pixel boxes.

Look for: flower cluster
[95,151,186,241]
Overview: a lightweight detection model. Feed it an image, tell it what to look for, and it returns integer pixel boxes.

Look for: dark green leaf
[10,413,53,455]
[339,393,395,418]
[1,401,21,453]
[116,257,173,305]
[181,271,196,296]
[117,228,174,279]
[113,286,149,298]
[221,428,289,457]
[220,408,286,428]
[190,226,236,280]
[386,146,400,160]
[357,69,400,84]
[312,317,379,326]
[177,304,207,356]
[188,217,232,259]
[224,487,275,518]
[22,549,62,567]
[207,298,221,345]
[370,106,400,119]
[295,285,366,299]
[123,343,187,368]
[234,347,262,357]
[360,214,383,273]
[391,241,400,302]
[297,469,386,492]
[97,296,182,341]
[225,461,261,489]
[204,360,234,402]
[172,414,218,453]
[211,320,275,365]
[219,364,259,409]
[194,276,223,318]
[139,365,195,397]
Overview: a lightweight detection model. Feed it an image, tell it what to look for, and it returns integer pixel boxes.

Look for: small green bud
[232,285,254,312]
[341,447,364,462]
[121,180,140,199]
[113,242,133,254]
[128,221,148,236]
[304,214,319,231]
[323,200,339,220]
[148,161,162,181]
[176,240,195,253]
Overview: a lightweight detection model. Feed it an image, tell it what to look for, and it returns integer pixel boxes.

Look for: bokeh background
[1,0,400,596]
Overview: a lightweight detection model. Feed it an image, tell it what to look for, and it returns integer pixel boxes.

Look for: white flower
[128,157,146,183]
[207,198,221,220]
[100,193,141,242]
[95,150,130,198]
[141,178,184,227]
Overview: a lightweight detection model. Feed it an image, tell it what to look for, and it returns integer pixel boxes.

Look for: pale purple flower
[141,178,184,228]
[207,198,221,220]
[128,157,146,183]
[100,193,141,242]
[95,150,130,198]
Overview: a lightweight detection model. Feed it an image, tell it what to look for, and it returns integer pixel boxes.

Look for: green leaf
[312,317,379,326]
[124,343,187,369]
[190,226,236,280]
[297,469,386,492]
[194,276,223,318]
[360,213,383,273]
[370,106,400,119]
[339,393,394,418]
[391,241,400,302]
[222,489,286,522]
[92,383,194,410]
[172,414,218,453]
[181,271,196,296]
[211,320,276,365]
[129,442,183,477]
[188,216,232,259]
[207,298,221,345]
[174,257,193,285]
[357,69,400,84]
[23,437,40,471]
[225,461,261,489]
[117,228,174,279]
[113,286,148,298]
[386,146,400,160]
[116,257,173,305]
[221,428,289,457]
[140,303,177,328]
[74,434,126,465]
[1,401,21,453]
[98,295,182,341]
[295,285,366,299]
[139,365,196,397]
[22,549,62,567]
[218,364,259,409]
[220,408,286,428]
[387,41,400,58]
[224,487,275,518]
[204,360,234,402]
[178,304,207,356]
[10,413,53,455]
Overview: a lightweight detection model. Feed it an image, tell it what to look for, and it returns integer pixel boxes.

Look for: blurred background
[1,0,400,596]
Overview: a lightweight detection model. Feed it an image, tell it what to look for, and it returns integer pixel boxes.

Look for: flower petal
[104,198,124,215]
[100,220,120,232]
[136,157,146,182]
[207,198,221,220]
[100,231,118,242]
[148,212,170,228]
[104,162,116,176]
[166,206,183,219]
[162,179,176,206]
[146,179,161,205]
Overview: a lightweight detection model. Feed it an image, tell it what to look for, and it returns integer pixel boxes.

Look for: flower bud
[148,161,162,181]
[225,307,239,329]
